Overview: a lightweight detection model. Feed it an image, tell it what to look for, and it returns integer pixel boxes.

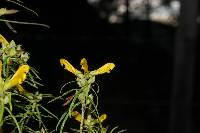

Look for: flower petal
[71,111,81,122]
[4,65,29,90]
[98,114,107,123]
[60,59,79,75]
[90,63,115,75]
[16,84,25,94]
[0,34,9,46]
[80,58,88,73]
[93,113,107,124]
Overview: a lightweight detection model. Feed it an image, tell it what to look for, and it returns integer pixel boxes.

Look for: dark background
[1,0,200,133]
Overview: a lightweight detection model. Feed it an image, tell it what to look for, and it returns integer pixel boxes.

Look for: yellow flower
[60,59,80,75]
[0,34,9,46]
[3,65,29,91]
[61,58,115,76]
[90,63,115,75]
[71,111,107,124]
[71,111,82,122]
[0,61,29,93]
[97,114,107,123]
[80,58,88,73]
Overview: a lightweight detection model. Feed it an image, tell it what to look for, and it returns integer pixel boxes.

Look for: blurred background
[1,0,200,132]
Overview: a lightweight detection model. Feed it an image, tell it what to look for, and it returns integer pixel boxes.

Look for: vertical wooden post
[169,0,198,133]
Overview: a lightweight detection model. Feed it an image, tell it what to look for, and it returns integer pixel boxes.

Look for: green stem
[4,107,21,133]
[0,100,4,127]
[0,19,50,28]
[6,58,9,79]
[80,104,85,133]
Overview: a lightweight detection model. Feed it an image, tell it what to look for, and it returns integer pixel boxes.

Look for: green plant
[0,34,57,133]
[50,58,126,133]
[0,1,55,132]
[1,1,127,132]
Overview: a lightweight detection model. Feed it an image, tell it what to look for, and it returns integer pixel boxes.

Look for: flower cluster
[60,58,115,76]
[60,58,115,87]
